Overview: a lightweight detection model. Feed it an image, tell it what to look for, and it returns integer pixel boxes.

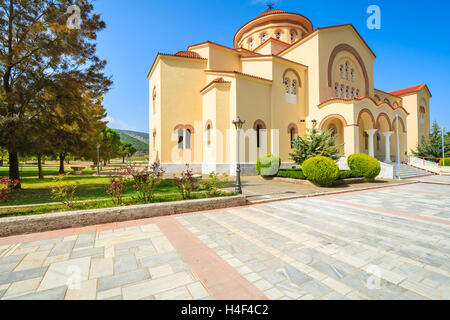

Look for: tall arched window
[177,129,184,150]
[290,128,296,148]
[356,89,360,98]
[339,65,344,79]
[276,32,281,40]
[284,78,290,94]
[206,124,212,145]
[345,61,349,80]
[152,87,157,114]
[340,85,344,97]
[256,125,262,149]
[345,87,350,98]
[249,38,253,50]
[290,32,295,42]
[291,80,297,95]
[350,69,355,82]
[351,88,355,98]
[185,129,191,150]
[334,83,339,97]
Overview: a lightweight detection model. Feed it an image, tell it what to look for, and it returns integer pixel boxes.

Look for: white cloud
[104,115,138,131]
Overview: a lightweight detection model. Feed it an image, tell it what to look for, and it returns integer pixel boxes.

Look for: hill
[114,129,149,155]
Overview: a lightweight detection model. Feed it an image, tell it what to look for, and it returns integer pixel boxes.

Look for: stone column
[365,129,378,157]
[383,131,393,163]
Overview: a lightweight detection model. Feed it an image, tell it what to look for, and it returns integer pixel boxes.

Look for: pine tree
[289,125,344,165]
[413,120,450,159]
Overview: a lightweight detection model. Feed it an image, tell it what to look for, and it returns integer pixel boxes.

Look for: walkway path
[0,180,449,300]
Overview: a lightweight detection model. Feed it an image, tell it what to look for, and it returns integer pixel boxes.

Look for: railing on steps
[409,156,441,167]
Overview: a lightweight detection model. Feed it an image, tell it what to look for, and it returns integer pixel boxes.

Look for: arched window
[290,128,296,148]
[376,133,381,152]
[261,33,267,43]
[350,69,355,82]
[345,62,349,80]
[177,129,184,150]
[256,125,262,149]
[185,129,191,150]
[334,83,339,97]
[249,38,253,50]
[346,87,350,98]
[284,78,290,94]
[356,89,360,98]
[152,130,157,151]
[340,85,344,97]
[419,106,426,125]
[351,88,355,98]
[276,32,281,40]
[290,32,295,42]
[291,80,297,95]
[339,65,344,79]
[152,87,157,114]
[206,124,212,145]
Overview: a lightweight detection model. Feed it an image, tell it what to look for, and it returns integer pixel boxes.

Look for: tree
[0,0,111,187]
[289,125,344,165]
[98,128,121,165]
[118,141,137,163]
[0,146,7,167]
[413,120,450,160]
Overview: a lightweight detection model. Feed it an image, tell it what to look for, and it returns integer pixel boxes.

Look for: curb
[246,180,419,205]
[0,195,246,238]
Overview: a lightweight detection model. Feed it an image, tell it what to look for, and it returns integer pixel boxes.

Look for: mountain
[114,129,149,155]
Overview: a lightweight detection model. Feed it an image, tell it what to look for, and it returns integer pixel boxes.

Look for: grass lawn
[0,167,178,206]
[0,167,236,218]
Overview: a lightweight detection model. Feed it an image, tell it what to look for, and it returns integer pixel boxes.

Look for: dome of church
[233,9,313,50]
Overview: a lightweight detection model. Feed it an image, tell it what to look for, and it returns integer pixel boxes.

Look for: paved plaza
[0,178,449,300]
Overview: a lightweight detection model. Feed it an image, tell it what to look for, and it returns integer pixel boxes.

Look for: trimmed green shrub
[277,169,306,180]
[302,156,339,187]
[347,153,381,182]
[338,170,363,180]
[255,154,281,177]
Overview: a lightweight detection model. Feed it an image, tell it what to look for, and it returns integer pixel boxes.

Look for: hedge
[277,169,306,180]
[302,156,339,186]
[255,154,281,177]
[347,153,381,181]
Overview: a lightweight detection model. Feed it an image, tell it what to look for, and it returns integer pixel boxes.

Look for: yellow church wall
[241,59,273,81]
[149,60,162,162]
[158,56,206,164]
[190,43,241,71]
[401,90,431,154]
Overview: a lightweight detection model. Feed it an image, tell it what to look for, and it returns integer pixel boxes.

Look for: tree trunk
[59,153,65,174]
[37,154,44,180]
[0,158,3,166]
[122,156,125,164]
[103,160,107,166]
[8,151,21,188]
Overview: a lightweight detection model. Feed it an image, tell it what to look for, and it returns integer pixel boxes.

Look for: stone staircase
[393,163,433,179]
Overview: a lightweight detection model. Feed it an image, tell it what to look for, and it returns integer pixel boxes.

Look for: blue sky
[95,0,450,133]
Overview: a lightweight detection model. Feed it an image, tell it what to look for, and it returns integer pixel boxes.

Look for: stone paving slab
[0,181,449,300]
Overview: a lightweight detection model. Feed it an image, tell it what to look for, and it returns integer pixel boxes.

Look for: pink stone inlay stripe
[155,216,268,300]
[325,198,450,226]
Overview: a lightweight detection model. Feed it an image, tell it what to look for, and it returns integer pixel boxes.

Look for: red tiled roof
[256,9,287,18]
[174,51,202,59]
[389,84,430,97]
[200,77,230,93]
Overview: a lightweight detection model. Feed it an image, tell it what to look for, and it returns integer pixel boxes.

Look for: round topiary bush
[255,154,281,177]
[347,153,381,182]
[302,156,339,186]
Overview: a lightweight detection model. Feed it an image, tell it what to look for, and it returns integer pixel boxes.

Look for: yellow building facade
[147,9,431,175]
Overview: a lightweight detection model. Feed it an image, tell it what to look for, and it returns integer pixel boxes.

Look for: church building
[147,8,431,174]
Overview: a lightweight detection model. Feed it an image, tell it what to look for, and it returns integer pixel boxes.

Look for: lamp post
[96,143,100,176]
[396,114,401,179]
[233,117,245,194]
[443,127,446,167]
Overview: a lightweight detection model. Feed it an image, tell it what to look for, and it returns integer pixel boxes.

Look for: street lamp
[96,143,101,176]
[232,117,245,194]
[396,114,401,179]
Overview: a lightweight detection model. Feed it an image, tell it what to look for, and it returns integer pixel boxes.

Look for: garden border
[0,195,246,237]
